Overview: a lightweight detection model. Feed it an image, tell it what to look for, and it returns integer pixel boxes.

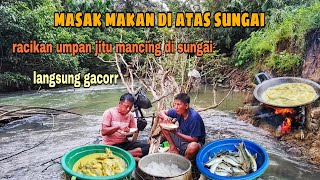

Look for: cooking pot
[253,73,320,107]
[136,153,192,180]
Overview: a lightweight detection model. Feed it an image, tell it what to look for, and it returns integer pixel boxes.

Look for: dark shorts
[170,132,203,155]
[114,141,150,157]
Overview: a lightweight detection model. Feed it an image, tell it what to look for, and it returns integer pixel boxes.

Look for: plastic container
[61,144,135,180]
[163,141,169,148]
[196,138,269,180]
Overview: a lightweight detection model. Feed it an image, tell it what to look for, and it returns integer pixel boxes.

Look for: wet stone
[286,147,302,157]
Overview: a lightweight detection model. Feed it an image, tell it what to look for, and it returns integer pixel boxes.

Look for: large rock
[287,147,303,157]
[306,106,320,132]
[311,107,320,119]
[302,29,320,83]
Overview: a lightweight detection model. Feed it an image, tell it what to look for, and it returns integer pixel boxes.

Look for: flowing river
[0,85,319,180]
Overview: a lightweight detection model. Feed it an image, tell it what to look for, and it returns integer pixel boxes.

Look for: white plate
[120,128,138,136]
[160,123,178,130]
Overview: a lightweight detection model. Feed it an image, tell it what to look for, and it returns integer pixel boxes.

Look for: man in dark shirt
[159,93,206,160]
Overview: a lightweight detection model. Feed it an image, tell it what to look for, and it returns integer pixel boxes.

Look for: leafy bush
[233,3,320,73]
[0,72,31,92]
[265,51,301,72]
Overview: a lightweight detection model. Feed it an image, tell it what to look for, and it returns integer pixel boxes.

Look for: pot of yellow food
[61,144,135,180]
[253,73,320,107]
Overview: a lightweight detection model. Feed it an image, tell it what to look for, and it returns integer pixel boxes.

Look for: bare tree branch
[197,87,234,112]
[114,53,133,93]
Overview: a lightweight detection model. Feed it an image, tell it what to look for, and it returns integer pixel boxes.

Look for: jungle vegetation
[0,0,319,91]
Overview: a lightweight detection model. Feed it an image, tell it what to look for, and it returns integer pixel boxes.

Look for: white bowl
[160,123,178,130]
[120,128,138,136]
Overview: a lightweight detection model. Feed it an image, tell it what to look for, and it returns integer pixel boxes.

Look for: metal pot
[253,73,320,107]
[136,153,192,180]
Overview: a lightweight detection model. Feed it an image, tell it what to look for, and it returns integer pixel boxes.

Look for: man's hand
[162,116,172,123]
[119,126,129,132]
[160,123,177,133]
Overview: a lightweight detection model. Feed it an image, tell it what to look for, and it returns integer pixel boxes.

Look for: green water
[0,84,246,114]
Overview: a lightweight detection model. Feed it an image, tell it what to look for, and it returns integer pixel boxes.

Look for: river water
[0,85,319,180]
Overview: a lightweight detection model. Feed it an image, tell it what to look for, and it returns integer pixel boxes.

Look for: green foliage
[0,0,128,90]
[198,50,230,80]
[234,31,273,66]
[265,51,300,72]
[233,3,320,73]
[199,0,313,53]
[1,0,319,92]
[0,1,81,74]
[0,72,31,92]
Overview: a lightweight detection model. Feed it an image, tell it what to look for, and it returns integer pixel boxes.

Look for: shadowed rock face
[302,28,320,83]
